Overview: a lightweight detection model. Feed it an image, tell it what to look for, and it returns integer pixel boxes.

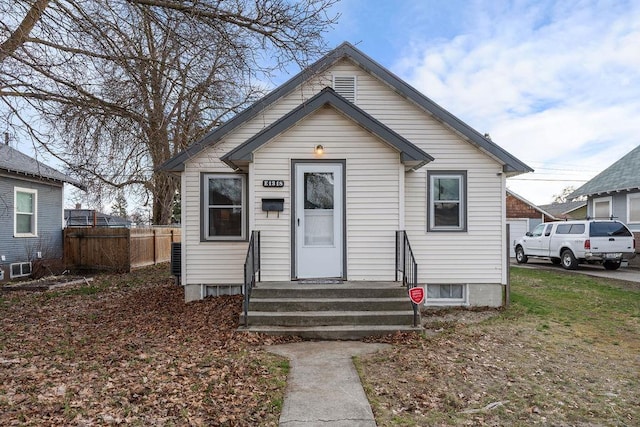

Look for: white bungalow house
[160,42,532,310]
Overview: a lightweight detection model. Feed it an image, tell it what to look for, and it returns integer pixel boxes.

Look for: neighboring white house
[160,42,532,307]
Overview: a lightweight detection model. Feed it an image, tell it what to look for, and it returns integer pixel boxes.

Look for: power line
[508,178,588,182]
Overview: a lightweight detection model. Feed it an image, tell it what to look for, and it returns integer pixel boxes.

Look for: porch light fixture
[314,144,324,155]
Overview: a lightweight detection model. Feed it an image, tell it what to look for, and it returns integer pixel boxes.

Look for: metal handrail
[243,230,261,327]
[396,230,419,327]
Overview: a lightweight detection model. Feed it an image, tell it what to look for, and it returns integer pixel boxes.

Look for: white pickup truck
[514,220,636,270]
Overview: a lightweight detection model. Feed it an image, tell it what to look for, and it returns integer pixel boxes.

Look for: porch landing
[239,281,423,340]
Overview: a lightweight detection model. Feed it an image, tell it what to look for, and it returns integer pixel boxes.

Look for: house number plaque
[262,180,284,188]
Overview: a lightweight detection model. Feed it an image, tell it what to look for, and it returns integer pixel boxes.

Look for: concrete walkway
[267,341,390,426]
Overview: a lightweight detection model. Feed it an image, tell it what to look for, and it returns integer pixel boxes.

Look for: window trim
[10,262,32,278]
[427,171,467,232]
[425,284,468,306]
[14,187,38,237]
[592,196,612,219]
[201,173,247,242]
[627,193,640,224]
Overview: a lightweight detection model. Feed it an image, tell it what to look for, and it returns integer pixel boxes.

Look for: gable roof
[506,189,557,220]
[160,42,532,175]
[0,144,84,189]
[221,87,434,171]
[570,144,640,198]
[538,200,587,218]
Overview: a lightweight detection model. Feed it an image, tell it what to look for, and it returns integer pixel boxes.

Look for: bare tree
[1,0,339,223]
[553,186,577,203]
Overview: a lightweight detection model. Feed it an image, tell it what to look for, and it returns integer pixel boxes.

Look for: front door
[295,163,343,278]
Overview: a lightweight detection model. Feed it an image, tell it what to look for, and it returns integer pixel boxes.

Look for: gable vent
[333,76,356,103]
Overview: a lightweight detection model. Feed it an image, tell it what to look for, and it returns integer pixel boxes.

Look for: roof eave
[160,41,531,174]
[1,167,86,190]
[222,88,434,168]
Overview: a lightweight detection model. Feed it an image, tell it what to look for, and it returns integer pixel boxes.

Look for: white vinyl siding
[253,107,399,281]
[180,58,506,290]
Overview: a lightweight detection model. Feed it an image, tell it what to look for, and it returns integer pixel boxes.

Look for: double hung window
[428,171,466,231]
[14,188,37,237]
[628,193,640,224]
[202,174,246,240]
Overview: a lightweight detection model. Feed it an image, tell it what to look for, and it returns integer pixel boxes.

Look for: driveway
[511,258,640,284]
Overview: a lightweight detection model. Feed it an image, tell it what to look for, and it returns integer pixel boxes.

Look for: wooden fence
[64,227,181,272]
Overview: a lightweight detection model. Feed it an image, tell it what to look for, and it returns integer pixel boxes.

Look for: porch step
[248,297,410,312]
[245,325,422,340]
[250,286,406,299]
[242,310,415,327]
[239,281,422,340]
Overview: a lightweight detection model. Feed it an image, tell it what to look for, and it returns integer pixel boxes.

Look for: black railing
[243,230,261,327]
[396,230,419,327]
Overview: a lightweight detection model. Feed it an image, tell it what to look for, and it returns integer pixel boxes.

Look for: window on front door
[202,174,246,240]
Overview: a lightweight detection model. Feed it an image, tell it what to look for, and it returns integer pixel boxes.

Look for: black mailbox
[262,198,284,212]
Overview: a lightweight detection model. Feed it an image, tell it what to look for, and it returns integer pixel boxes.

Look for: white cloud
[395,0,640,204]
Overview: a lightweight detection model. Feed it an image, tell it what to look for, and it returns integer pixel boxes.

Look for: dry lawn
[0,265,296,426]
[2,264,638,426]
[358,267,640,426]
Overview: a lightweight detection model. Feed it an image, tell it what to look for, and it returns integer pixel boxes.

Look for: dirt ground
[0,265,298,426]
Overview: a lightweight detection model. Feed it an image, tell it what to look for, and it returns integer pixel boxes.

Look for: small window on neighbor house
[426,284,466,304]
[202,174,246,240]
[333,76,356,103]
[10,262,32,278]
[14,187,37,237]
[628,194,640,224]
[428,171,466,231]
[593,197,611,219]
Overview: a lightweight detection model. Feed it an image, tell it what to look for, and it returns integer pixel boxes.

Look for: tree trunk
[152,172,178,225]
[0,0,51,63]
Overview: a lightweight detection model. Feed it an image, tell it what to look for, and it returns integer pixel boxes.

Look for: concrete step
[242,310,416,327]
[250,285,407,299]
[240,281,421,339]
[248,297,412,312]
[240,324,422,340]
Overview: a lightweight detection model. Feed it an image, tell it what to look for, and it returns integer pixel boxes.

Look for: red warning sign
[408,287,424,305]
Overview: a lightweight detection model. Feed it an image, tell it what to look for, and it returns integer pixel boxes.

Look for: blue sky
[11,0,640,208]
[322,0,640,204]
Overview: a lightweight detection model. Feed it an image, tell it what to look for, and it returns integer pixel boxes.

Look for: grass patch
[359,267,640,426]
[509,267,640,347]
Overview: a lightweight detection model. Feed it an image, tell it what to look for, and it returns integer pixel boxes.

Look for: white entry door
[295,163,343,278]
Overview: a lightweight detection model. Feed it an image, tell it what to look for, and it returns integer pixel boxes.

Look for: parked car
[515,220,636,270]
